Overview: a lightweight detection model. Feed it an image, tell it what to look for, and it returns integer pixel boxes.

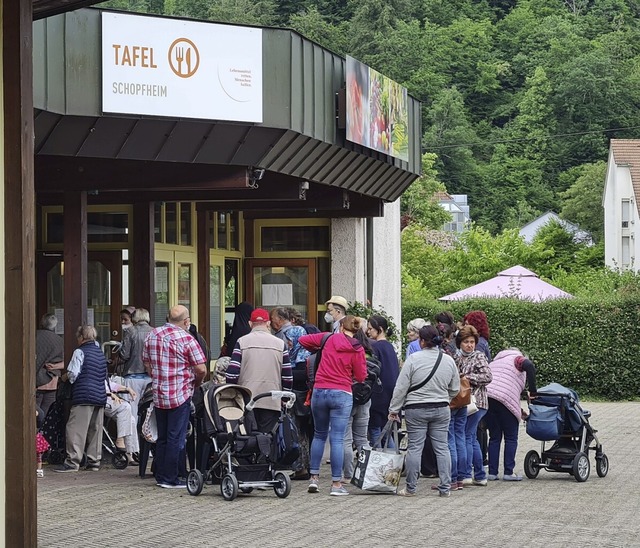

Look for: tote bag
[351,421,405,493]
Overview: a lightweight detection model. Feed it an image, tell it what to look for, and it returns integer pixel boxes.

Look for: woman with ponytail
[366,315,400,446]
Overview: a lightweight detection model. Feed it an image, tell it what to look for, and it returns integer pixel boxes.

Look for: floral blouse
[456,351,493,409]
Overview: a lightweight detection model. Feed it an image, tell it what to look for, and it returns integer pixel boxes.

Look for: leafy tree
[423,87,483,211]
[529,220,581,278]
[206,0,278,25]
[347,0,414,62]
[400,153,451,229]
[559,161,606,241]
[288,7,349,53]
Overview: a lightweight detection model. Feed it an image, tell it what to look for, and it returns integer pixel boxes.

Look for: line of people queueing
[35,298,537,497]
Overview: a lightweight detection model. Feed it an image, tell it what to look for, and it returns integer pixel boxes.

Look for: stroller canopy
[204,384,254,436]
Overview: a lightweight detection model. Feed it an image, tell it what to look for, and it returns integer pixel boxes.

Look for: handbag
[351,420,405,493]
[271,413,300,468]
[450,375,472,409]
[292,390,310,417]
[141,403,157,443]
[467,394,478,415]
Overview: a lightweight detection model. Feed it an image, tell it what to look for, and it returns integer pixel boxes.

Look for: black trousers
[254,409,280,433]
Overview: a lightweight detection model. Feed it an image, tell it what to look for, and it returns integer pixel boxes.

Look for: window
[153,202,195,246]
[622,236,631,268]
[261,225,330,252]
[205,211,241,250]
[622,199,631,229]
[46,211,129,244]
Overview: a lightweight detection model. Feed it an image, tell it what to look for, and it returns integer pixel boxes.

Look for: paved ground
[38,401,640,547]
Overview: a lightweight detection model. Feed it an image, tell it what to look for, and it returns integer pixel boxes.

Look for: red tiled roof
[434,191,453,201]
[611,140,640,211]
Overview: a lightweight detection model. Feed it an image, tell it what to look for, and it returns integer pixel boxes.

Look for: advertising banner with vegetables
[346,56,409,162]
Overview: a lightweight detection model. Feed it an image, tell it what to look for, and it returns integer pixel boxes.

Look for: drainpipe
[366,217,374,305]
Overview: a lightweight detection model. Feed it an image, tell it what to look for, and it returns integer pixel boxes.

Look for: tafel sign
[102,12,263,123]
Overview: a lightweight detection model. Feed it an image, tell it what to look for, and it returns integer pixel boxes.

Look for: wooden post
[132,201,154,318]
[63,191,88,360]
[3,0,37,544]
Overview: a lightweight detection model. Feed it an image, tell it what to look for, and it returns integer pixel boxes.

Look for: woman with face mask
[120,306,136,334]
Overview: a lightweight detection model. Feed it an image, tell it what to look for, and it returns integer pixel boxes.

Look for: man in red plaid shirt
[143,305,207,488]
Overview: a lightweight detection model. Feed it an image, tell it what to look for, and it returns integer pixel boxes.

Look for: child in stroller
[186,384,297,501]
[524,383,609,482]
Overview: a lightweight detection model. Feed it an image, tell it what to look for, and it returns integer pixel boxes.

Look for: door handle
[112,330,118,337]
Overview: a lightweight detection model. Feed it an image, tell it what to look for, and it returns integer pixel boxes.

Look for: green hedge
[403,296,640,400]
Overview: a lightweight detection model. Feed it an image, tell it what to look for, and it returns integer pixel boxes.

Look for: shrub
[403,295,640,400]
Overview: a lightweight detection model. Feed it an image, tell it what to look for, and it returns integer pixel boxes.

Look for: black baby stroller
[186,384,296,501]
[524,383,609,482]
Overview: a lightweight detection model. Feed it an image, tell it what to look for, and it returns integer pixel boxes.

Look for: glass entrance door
[37,251,123,344]
[209,255,224,357]
[245,259,316,322]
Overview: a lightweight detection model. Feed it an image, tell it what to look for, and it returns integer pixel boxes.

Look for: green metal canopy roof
[33,9,421,204]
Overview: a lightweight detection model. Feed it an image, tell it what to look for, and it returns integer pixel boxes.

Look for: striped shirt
[142,323,206,409]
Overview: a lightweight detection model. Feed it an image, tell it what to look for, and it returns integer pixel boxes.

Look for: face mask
[122,323,132,331]
[324,312,333,324]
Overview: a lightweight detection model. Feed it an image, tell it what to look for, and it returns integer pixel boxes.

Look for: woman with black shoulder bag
[388,325,460,497]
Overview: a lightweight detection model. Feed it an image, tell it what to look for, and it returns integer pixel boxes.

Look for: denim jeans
[448,406,467,483]
[369,425,396,450]
[464,407,487,480]
[404,407,450,494]
[310,389,353,481]
[343,399,371,479]
[485,398,519,476]
[154,399,191,485]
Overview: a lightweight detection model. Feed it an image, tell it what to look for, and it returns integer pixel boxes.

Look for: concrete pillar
[330,217,366,304]
[371,199,402,332]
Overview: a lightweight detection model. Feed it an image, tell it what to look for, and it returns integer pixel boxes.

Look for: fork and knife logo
[168,38,200,78]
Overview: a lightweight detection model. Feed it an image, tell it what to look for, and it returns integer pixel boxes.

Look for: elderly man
[324,295,348,333]
[270,307,293,343]
[226,308,293,433]
[55,325,108,473]
[143,305,207,488]
[35,313,64,418]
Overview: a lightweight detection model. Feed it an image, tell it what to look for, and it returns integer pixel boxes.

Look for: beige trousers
[64,404,104,469]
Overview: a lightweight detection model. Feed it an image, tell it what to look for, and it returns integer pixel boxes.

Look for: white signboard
[262,284,293,307]
[102,12,263,122]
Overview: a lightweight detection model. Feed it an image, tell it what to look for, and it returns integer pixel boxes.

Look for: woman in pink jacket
[300,316,367,496]
[485,349,537,481]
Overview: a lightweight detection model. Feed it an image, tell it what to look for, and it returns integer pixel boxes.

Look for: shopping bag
[141,403,157,443]
[351,421,405,493]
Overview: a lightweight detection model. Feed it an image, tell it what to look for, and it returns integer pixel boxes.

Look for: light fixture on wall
[299,180,309,200]
[342,190,350,210]
[248,167,266,189]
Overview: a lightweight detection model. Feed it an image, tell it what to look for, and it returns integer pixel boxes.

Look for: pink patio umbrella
[438,265,573,303]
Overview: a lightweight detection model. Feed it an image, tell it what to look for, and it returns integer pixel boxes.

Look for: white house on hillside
[519,211,593,245]
[604,139,640,271]
[437,192,470,233]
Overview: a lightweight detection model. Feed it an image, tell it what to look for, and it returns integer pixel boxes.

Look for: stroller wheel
[596,453,609,478]
[112,451,128,470]
[524,450,540,479]
[220,474,239,501]
[187,469,204,496]
[273,471,292,499]
[572,452,590,482]
[240,487,254,494]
